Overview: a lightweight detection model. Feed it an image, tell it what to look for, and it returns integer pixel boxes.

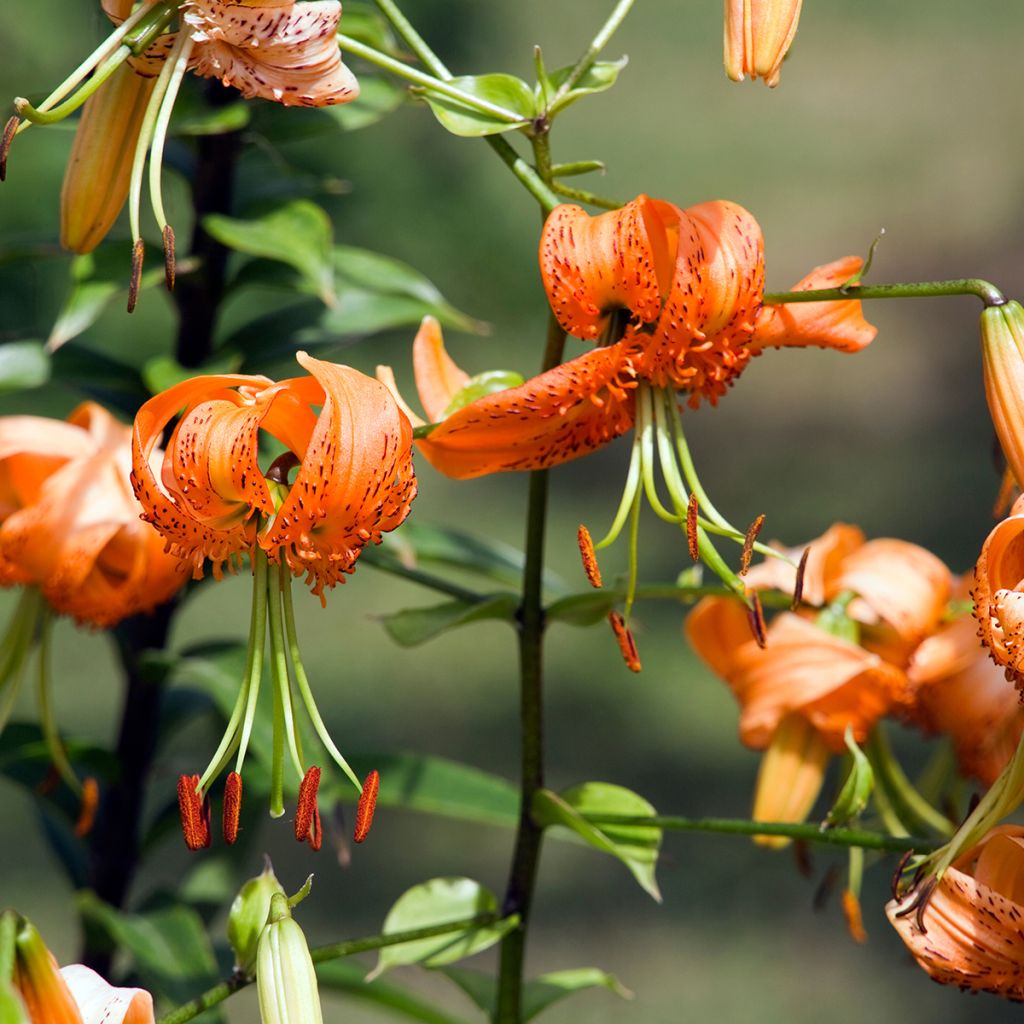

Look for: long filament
[234,549,269,775]
[595,427,643,549]
[34,612,82,797]
[148,33,194,229]
[638,386,680,523]
[267,559,305,784]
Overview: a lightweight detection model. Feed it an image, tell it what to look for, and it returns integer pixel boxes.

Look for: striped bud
[60,63,155,254]
[981,300,1024,491]
[227,859,286,976]
[256,895,323,1024]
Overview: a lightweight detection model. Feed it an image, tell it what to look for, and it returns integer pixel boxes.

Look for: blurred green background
[2,0,1024,1020]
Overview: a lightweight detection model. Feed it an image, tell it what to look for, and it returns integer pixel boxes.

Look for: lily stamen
[177,773,211,851]
[608,611,642,673]
[576,525,603,588]
[223,771,242,845]
[354,770,380,844]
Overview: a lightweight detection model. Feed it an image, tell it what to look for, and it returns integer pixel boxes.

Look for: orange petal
[184,1,360,107]
[416,344,635,479]
[412,316,470,422]
[539,196,676,341]
[60,965,154,1024]
[724,0,803,87]
[750,256,877,354]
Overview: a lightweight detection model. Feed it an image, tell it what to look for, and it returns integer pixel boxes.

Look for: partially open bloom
[7,911,154,1024]
[888,826,1024,999]
[973,494,1024,685]
[980,300,1024,490]
[7,0,359,299]
[724,0,803,87]
[133,353,413,843]
[382,198,875,655]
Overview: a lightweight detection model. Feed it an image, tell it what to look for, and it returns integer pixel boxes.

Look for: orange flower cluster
[0,401,185,627]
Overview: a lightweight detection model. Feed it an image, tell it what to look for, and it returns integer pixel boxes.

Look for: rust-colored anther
[686,494,699,561]
[309,803,322,851]
[891,848,914,901]
[841,889,868,944]
[295,765,321,847]
[608,611,642,672]
[354,769,380,844]
[740,513,765,575]
[127,237,145,313]
[746,591,767,648]
[177,773,211,851]
[792,546,810,609]
[223,771,242,845]
[162,224,176,291]
[577,524,603,588]
[74,777,99,837]
[0,116,18,182]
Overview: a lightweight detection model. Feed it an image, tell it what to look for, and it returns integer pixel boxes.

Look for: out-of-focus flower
[906,582,1024,786]
[723,0,803,87]
[980,300,1024,490]
[133,353,412,843]
[973,494,1024,686]
[887,825,1024,999]
[8,911,154,1024]
[382,199,874,661]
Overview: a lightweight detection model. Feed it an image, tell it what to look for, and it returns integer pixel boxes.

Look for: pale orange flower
[973,494,1024,686]
[980,300,1024,491]
[887,825,1024,998]
[0,402,186,627]
[724,0,803,87]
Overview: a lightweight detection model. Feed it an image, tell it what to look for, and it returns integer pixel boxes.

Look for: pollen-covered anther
[740,514,766,575]
[223,771,242,845]
[354,769,380,844]
[792,546,810,608]
[162,224,176,291]
[0,115,18,181]
[608,611,642,672]
[177,773,211,851]
[127,238,145,314]
[74,777,99,837]
[686,494,699,561]
[746,591,767,648]
[295,765,322,848]
[577,524,603,588]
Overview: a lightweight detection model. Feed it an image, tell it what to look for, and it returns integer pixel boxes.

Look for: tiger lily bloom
[5,0,358,304]
[724,0,803,87]
[7,911,154,1024]
[888,825,1024,999]
[973,494,1024,686]
[0,402,186,826]
[131,353,414,845]
[385,197,874,645]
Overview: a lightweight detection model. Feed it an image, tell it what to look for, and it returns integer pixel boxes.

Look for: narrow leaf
[543,58,629,116]
[0,341,49,392]
[380,594,518,647]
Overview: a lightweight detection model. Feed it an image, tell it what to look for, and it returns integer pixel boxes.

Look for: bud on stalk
[981,300,1024,491]
[256,894,323,1024]
[227,859,286,976]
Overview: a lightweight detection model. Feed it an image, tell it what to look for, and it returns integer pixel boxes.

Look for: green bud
[256,894,323,1024]
[227,858,287,975]
[822,727,873,829]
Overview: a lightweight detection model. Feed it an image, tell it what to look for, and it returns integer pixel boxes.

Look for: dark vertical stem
[173,84,242,369]
[494,315,566,1024]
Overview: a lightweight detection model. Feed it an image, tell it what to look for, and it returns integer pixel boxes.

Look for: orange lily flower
[686,597,906,844]
[724,0,803,87]
[385,197,875,643]
[973,494,1024,686]
[9,912,154,1024]
[132,353,413,842]
[907,584,1024,786]
[0,402,186,628]
[887,825,1024,999]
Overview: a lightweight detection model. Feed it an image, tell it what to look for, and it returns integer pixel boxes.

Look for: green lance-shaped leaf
[418,74,535,137]
[545,590,622,627]
[823,727,874,830]
[204,200,336,307]
[541,58,629,116]
[441,965,633,1021]
[380,593,518,647]
[367,878,517,980]
[532,784,662,902]
[0,341,49,393]
[442,370,525,415]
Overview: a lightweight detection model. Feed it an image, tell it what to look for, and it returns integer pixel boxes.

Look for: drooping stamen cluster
[132,353,414,848]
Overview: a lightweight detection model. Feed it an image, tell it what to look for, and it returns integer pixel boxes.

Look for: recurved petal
[685,595,757,680]
[185,1,360,106]
[261,354,416,598]
[750,256,876,354]
[412,316,470,422]
[415,344,636,479]
[973,498,1024,683]
[61,965,154,1024]
[540,197,677,341]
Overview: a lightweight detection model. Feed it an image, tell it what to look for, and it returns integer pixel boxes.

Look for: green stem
[337,33,527,123]
[581,814,939,853]
[547,0,635,109]
[156,914,502,1024]
[485,135,559,213]
[35,609,82,797]
[551,181,621,209]
[370,0,451,80]
[764,278,1006,308]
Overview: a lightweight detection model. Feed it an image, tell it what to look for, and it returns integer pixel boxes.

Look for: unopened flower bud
[981,300,1024,490]
[227,859,287,976]
[11,915,82,1024]
[256,894,323,1024]
[724,0,803,87]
